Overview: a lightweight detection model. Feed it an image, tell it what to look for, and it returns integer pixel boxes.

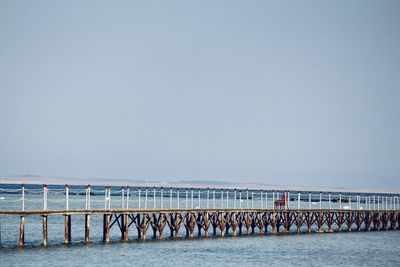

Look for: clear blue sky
[0,1,399,188]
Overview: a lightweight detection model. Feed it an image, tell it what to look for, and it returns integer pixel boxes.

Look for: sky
[0,1,399,189]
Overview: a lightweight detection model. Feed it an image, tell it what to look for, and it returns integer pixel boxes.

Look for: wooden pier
[0,184,399,247]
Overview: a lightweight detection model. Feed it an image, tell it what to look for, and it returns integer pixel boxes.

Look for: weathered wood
[64,214,71,244]
[85,214,90,243]
[42,215,48,247]
[19,216,25,247]
[103,214,110,243]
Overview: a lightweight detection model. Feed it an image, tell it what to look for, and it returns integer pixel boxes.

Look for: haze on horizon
[0,1,399,189]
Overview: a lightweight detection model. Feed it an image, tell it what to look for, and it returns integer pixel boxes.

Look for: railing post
[177,189,180,209]
[373,195,376,210]
[260,190,263,209]
[43,184,48,211]
[191,189,194,209]
[308,192,311,210]
[265,191,268,209]
[239,190,242,209]
[286,191,290,209]
[199,190,201,208]
[138,187,141,209]
[153,187,156,209]
[88,184,91,210]
[126,186,130,210]
[272,191,275,210]
[328,192,331,210]
[251,191,254,209]
[104,186,107,209]
[386,195,388,210]
[21,184,25,211]
[319,192,322,210]
[186,189,189,209]
[246,189,249,209]
[349,194,352,209]
[339,193,342,209]
[234,189,237,209]
[377,195,380,210]
[144,187,148,209]
[160,187,163,209]
[108,186,111,210]
[221,189,224,209]
[206,188,210,209]
[226,190,229,209]
[169,187,173,209]
[65,185,69,211]
[121,187,125,209]
[213,189,216,209]
[297,192,300,210]
[85,185,89,210]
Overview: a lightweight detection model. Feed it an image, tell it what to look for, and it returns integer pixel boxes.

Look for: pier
[0,184,399,247]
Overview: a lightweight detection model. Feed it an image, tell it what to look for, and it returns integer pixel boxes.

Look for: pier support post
[64,214,71,244]
[123,214,129,241]
[19,216,25,247]
[103,214,110,243]
[85,214,90,243]
[42,215,48,247]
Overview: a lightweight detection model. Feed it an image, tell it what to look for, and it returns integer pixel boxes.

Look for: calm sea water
[0,231,399,266]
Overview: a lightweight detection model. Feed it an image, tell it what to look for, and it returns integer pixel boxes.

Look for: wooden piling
[85,214,90,243]
[42,215,48,247]
[19,216,25,247]
[64,214,71,244]
[123,214,129,241]
[103,214,110,243]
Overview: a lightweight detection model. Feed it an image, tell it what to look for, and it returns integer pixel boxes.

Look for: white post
[22,184,25,211]
[213,189,216,209]
[251,192,254,209]
[104,186,107,209]
[108,187,111,209]
[177,189,180,209]
[186,189,189,209]
[349,194,351,210]
[126,187,129,210]
[386,195,388,210]
[339,193,342,209]
[377,195,380,210]
[221,189,224,209]
[169,188,173,209]
[88,185,91,210]
[308,192,311,210]
[199,190,201,208]
[286,191,290,209]
[207,188,210,209]
[319,192,322,210]
[260,190,263,209]
[297,192,300,210]
[153,187,156,209]
[328,192,331,210]
[265,191,268,209]
[226,190,229,209]
[65,185,69,211]
[85,186,88,210]
[246,189,249,209]
[234,189,237,209]
[239,191,242,209]
[121,187,124,209]
[160,187,163,209]
[191,189,194,209]
[138,188,141,209]
[144,188,148,209]
[43,184,48,211]
[272,191,275,210]
[373,195,376,210]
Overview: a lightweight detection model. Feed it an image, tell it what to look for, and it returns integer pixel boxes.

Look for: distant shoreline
[1,175,399,194]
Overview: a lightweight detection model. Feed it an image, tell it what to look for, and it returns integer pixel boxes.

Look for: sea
[0,183,399,266]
